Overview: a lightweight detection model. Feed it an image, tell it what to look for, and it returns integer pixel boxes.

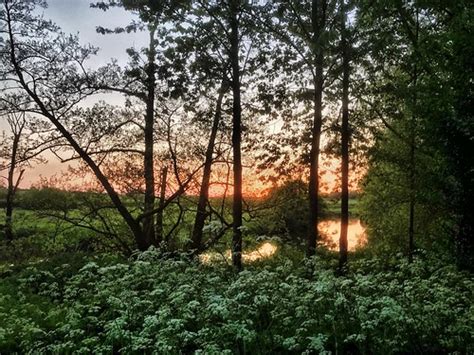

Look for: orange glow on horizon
[17,154,364,199]
[207,156,364,198]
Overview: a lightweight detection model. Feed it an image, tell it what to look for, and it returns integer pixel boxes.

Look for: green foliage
[250,180,327,242]
[0,252,472,353]
[359,125,456,259]
[16,188,107,211]
[0,188,6,208]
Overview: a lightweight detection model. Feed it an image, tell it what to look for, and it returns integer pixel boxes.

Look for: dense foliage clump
[1,251,472,354]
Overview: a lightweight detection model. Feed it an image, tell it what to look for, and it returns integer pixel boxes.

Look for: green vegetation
[2,187,470,353]
[1,251,472,353]
[324,196,360,218]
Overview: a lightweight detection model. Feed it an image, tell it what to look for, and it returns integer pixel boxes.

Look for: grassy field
[323,197,360,218]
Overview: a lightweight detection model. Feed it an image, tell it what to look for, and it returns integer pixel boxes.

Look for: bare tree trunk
[4,130,21,242]
[155,165,168,245]
[307,0,327,258]
[230,0,243,271]
[191,81,227,251]
[339,0,350,271]
[143,24,158,247]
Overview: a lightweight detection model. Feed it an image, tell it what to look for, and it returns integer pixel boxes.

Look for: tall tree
[177,1,235,252]
[91,0,190,247]
[192,0,267,268]
[338,0,350,271]
[251,0,338,257]
[229,0,243,270]
[0,0,150,249]
[407,6,419,262]
[190,79,228,252]
[306,0,328,258]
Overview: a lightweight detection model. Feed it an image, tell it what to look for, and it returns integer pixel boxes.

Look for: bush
[17,188,80,211]
[250,180,327,242]
[0,252,472,353]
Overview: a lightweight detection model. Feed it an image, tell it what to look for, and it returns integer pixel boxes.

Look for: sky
[45,0,146,67]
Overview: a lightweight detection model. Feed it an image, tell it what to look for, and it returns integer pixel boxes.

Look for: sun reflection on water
[200,242,278,264]
[200,219,366,264]
[318,219,367,251]
[243,242,278,261]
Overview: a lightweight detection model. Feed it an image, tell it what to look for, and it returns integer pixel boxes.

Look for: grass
[323,197,360,218]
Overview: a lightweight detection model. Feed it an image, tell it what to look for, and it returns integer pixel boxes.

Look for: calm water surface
[319,218,367,251]
[200,218,366,263]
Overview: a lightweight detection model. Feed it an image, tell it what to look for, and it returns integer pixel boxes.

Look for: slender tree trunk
[191,81,227,251]
[4,132,21,242]
[408,138,415,262]
[155,166,168,245]
[230,0,243,271]
[143,25,157,247]
[408,9,419,263]
[307,0,327,257]
[308,79,323,257]
[6,8,146,250]
[339,0,350,271]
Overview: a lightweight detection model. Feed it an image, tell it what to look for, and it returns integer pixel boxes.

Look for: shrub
[250,180,327,242]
